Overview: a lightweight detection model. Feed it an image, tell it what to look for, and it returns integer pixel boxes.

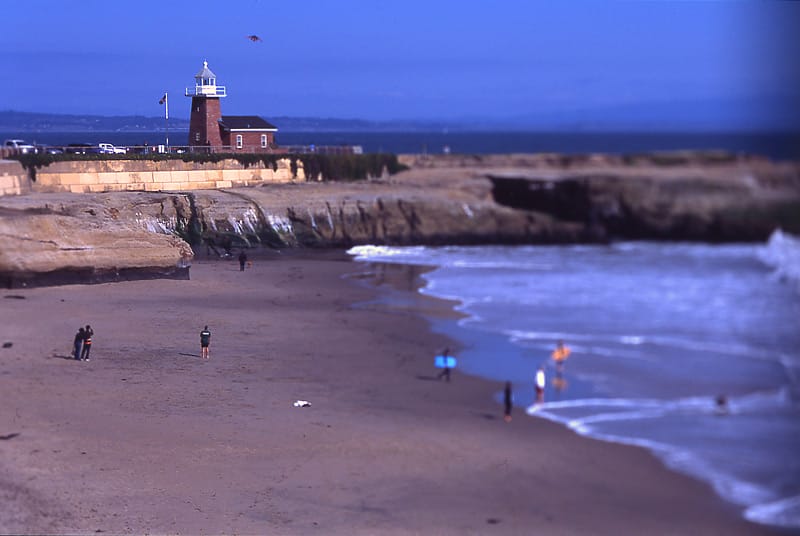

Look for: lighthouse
[185,60,279,152]
[186,60,226,148]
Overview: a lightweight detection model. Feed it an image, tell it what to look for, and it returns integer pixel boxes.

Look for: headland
[1,151,798,287]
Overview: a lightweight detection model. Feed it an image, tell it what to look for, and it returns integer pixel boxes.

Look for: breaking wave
[759,229,800,294]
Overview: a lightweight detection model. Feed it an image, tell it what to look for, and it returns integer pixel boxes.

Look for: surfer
[437,347,452,382]
[551,340,571,374]
[239,250,248,271]
[535,366,546,404]
[715,394,729,416]
[504,381,513,422]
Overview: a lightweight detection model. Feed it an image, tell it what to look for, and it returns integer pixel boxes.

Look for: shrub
[10,152,408,182]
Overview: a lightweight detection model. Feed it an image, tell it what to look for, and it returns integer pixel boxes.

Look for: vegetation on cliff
[11,152,408,182]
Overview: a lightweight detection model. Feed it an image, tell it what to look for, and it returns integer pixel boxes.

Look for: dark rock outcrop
[488,170,800,242]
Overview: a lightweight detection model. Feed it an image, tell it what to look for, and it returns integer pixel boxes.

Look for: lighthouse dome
[195,60,217,82]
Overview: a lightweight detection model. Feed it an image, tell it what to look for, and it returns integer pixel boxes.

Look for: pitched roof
[195,61,217,80]
[219,115,277,131]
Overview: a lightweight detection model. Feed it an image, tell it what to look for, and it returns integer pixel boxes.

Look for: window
[195,132,200,142]
[236,135,243,149]
[261,134,267,148]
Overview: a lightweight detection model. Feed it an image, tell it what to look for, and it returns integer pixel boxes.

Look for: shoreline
[0,251,781,534]
[352,252,800,534]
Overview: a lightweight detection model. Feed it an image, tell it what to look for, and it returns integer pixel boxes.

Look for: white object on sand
[293,400,311,407]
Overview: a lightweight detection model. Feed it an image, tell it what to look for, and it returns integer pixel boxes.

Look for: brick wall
[222,131,277,153]
[188,97,223,147]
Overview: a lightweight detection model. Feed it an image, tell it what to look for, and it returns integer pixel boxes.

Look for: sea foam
[759,229,800,294]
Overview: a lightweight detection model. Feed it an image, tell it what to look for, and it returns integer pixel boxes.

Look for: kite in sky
[246,35,263,43]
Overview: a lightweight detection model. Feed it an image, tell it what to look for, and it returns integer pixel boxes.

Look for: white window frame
[261,134,267,148]
[236,134,243,149]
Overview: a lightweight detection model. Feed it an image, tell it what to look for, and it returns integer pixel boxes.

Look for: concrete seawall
[0,160,31,196]
[0,158,304,196]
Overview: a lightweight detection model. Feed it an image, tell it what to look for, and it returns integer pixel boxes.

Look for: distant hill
[0,111,190,132]
[2,98,798,133]
[0,111,452,133]
[268,116,454,132]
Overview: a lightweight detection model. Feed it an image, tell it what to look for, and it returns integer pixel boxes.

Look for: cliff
[1,152,798,287]
[0,194,193,287]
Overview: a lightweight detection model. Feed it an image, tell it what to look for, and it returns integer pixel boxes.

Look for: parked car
[98,143,127,154]
[66,143,102,155]
[35,145,64,155]
[3,139,35,154]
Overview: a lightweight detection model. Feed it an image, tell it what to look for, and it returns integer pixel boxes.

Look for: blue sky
[1,0,798,129]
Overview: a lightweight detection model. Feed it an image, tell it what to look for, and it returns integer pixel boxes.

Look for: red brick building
[219,116,277,152]
[185,61,278,153]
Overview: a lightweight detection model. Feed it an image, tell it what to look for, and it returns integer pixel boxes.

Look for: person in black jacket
[81,325,94,361]
[73,327,85,360]
[200,326,211,359]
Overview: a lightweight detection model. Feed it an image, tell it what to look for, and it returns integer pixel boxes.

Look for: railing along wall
[2,145,363,157]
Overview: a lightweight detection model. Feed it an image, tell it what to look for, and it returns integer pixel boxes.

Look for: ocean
[348,230,800,530]
[2,130,799,160]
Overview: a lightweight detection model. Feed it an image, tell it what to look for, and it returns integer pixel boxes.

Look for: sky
[1,0,798,129]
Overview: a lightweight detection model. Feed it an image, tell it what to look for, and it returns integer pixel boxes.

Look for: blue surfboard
[435,355,457,368]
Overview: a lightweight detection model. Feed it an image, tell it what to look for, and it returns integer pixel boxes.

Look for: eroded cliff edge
[1,153,798,287]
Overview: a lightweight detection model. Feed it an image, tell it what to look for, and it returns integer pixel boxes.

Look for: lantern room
[185,60,227,98]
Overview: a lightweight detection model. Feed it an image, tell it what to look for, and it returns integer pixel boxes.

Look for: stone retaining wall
[0,160,30,196]
[0,158,304,196]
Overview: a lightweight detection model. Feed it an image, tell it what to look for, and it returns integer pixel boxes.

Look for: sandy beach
[0,251,783,535]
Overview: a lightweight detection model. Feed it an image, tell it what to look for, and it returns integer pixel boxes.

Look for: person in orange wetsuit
[551,340,571,374]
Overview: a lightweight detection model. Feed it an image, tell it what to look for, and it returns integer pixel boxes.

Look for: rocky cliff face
[488,171,800,242]
[0,194,193,287]
[1,153,798,287]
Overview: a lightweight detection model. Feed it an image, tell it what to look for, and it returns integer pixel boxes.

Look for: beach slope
[0,253,780,534]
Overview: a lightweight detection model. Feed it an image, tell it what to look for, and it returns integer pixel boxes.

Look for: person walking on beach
[551,340,571,374]
[200,326,211,359]
[80,324,94,361]
[437,347,452,382]
[238,250,248,271]
[73,327,85,360]
[535,366,546,404]
[504,381,513,422]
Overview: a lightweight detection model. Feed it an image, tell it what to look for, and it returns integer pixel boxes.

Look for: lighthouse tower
[185,61,226,149]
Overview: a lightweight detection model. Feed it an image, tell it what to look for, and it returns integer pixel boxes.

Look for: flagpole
[164,92,169,150]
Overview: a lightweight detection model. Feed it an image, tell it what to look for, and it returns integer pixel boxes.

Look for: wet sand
[0,251,781,535]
